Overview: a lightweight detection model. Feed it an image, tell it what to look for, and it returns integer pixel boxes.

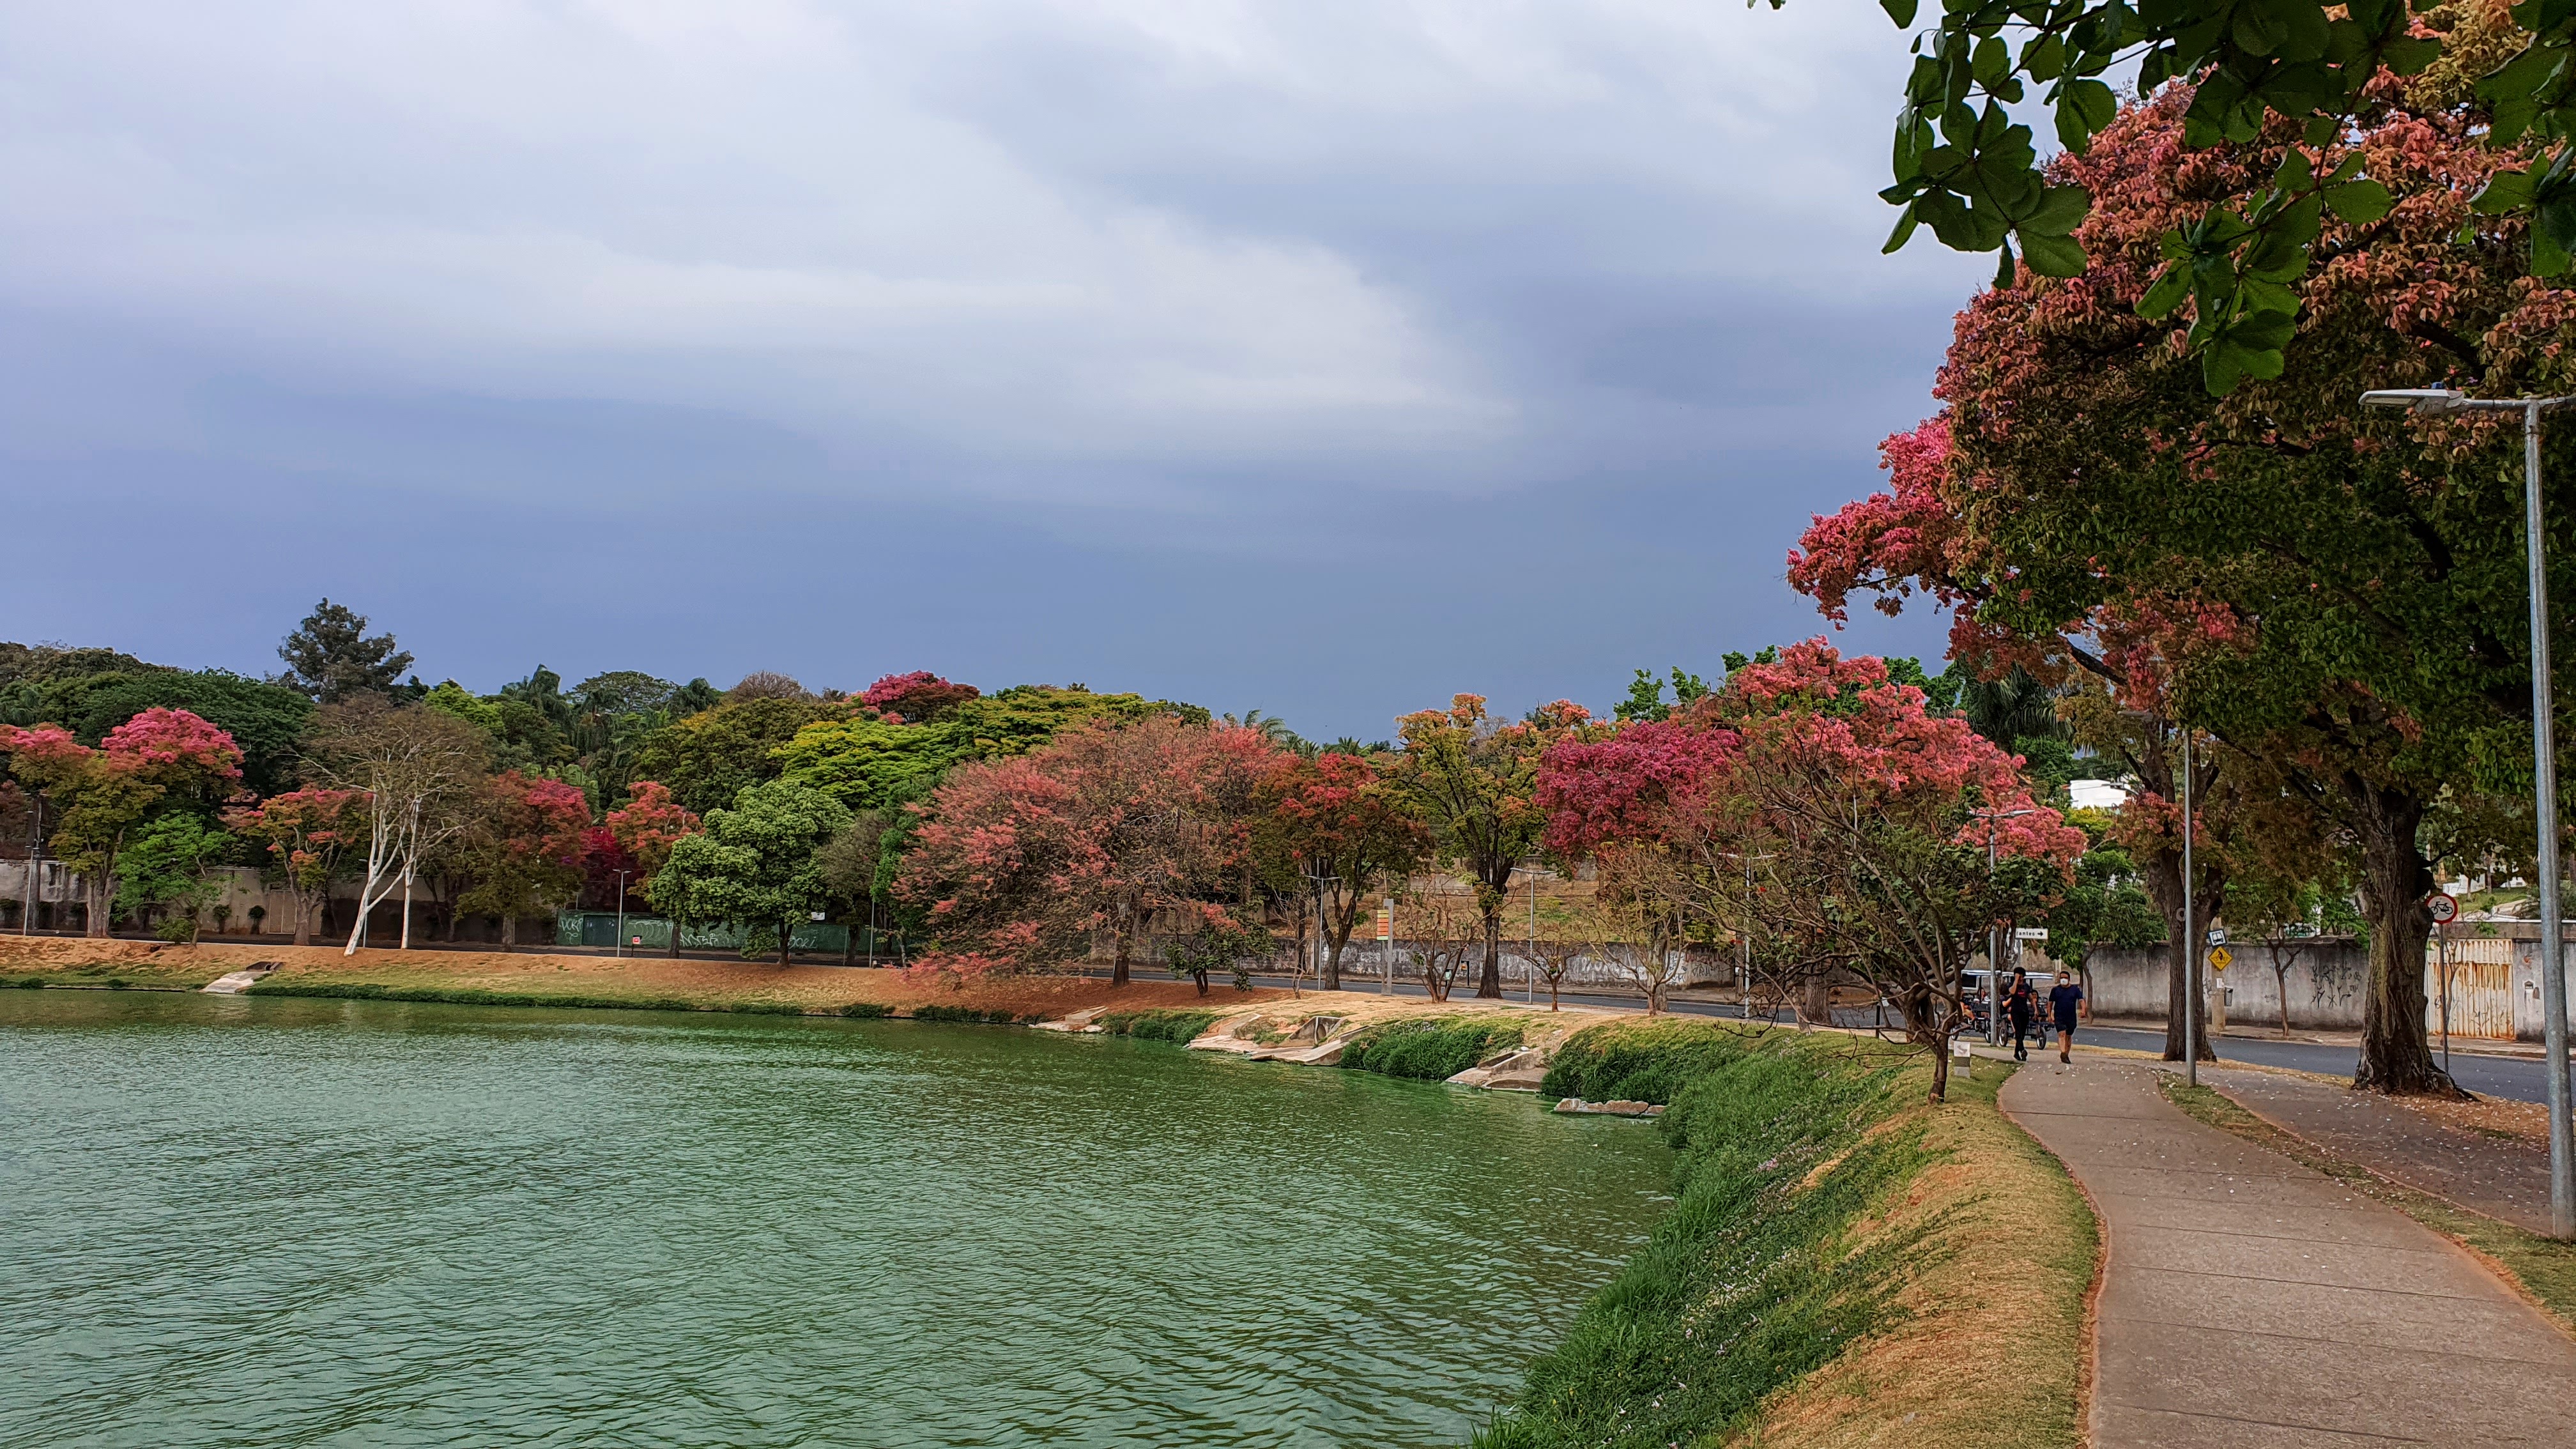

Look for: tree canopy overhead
[1854,0,2551,391]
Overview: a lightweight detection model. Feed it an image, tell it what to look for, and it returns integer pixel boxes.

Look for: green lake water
[0,992,1670,1448]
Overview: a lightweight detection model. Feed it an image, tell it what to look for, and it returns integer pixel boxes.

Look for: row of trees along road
[1790,16,2575,1096]
[6,602,2168,1094]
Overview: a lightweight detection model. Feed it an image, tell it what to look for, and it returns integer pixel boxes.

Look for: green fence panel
[555,913,866,956]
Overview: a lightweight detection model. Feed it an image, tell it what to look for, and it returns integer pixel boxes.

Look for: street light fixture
[2363,385,2576,1239]
[1718,850,1774,1023]
[1971,808,2036,1046]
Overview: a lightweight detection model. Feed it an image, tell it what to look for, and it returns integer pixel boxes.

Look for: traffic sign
[1376,898,1395,942]
[2209,946,2233,972]
[2015,926,2050,941]
[2206,927,2227,946]
[2428,892,2460,924]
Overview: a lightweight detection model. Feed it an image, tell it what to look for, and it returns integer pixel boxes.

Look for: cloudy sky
[1,1,1984,740]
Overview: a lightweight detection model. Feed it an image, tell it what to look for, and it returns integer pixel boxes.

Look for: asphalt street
[1208,966,2575,1105]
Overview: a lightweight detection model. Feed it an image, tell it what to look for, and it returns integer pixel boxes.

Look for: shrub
[105,978,130,990]
[1096,1008,1222,1043]
[15,978,45,989]
[1340,1016,1524,1081]
[838,1001,893,1019]
[909,1004,1024,1025]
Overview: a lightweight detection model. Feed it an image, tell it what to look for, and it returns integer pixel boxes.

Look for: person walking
[2005,968,2037,1062]
[2047,970,2085,1064]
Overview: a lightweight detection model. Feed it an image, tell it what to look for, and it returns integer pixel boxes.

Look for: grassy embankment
[1340,1015,1526,1080]
[1476,1019,2096,1449]
[2159,1077,2576,1332]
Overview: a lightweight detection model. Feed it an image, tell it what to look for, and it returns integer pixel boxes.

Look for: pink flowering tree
[458,772,594,950]
[1543,641,2082,1100]
[224,788,365,944]
[1,709,244,937]
[896,716,1283,988]
[861,671,981,724]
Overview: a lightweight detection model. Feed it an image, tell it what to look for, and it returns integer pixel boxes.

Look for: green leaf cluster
[1866,0,2459,392]
[774,684,1163,810]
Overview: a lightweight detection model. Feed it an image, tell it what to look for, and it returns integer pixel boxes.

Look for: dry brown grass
[1736,1063,2097,1449]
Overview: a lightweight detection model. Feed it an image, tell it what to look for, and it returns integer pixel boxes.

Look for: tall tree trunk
[86,872,111,938]
[778,918,792,967]
[1112,906,1132,988]
[1476,907,1502,999]
[1802,965,1832,1027]
[293,891,314,947]
[1317,881,1340,991]
[669,917,682,957]
[500,912,518,951]
[2349,779,2457,1094]
[2140,848,2219,1062]
[399,874,413,950]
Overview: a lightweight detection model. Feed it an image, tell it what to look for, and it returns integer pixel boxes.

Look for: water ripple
[0,993,1667,1448]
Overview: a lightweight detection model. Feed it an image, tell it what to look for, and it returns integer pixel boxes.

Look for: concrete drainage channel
[201,963,282,995]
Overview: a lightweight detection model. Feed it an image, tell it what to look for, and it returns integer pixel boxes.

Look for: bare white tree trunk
[344,793,404,956]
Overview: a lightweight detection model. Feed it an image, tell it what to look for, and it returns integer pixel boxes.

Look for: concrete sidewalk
[2000,1059,2576,1447]
[2197,1064,2557,1235]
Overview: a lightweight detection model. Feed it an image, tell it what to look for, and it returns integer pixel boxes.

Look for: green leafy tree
[1613,666,1713,723]
[65,670,312,796]
[647,779,852,965]
[422,681,504,733]
[632,695,857,816]
[114,813,234,941]
[2037,838,2166,988]
[1394,694,1599,999]
[276,599,414,702]
[775,685,1164,811]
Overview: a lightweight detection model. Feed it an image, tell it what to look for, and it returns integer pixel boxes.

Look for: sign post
[2208,945,2234,1034]
[1377,898,1395,995]
[2430,893,2460,1073]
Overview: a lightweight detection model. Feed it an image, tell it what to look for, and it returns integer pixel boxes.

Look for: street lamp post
[2363,387,2576,1238]
[1719,850,1774,1023]
[1304,869,1341,990]
[613,870,630,959]
[1972,808,2036,1046]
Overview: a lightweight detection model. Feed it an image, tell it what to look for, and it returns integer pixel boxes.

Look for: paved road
[2074,1023,2573,1105]
[1204,967,2576,1105]
[2003,1060,2576,1448]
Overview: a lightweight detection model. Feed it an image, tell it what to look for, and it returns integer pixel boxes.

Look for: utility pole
[613,870,630,959]
[2182,728,2198,1089]
[1972,808,2035,1045]
[2365,386,2576,1238]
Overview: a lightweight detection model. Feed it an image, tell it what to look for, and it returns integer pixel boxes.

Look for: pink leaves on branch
[102,708,245,785]
[861,671,981,724]
[606,780,702,879]
[896,717,1284,985]
[1537,719,1741,857]
[1537,638,2083,871]
[2,709,246,797]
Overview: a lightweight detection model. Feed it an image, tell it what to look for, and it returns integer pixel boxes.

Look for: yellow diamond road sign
[2209,946,2233,971]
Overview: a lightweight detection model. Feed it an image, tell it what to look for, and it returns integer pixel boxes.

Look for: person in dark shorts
[2048,972,2085,1062]
[2005,968,2037,1061]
